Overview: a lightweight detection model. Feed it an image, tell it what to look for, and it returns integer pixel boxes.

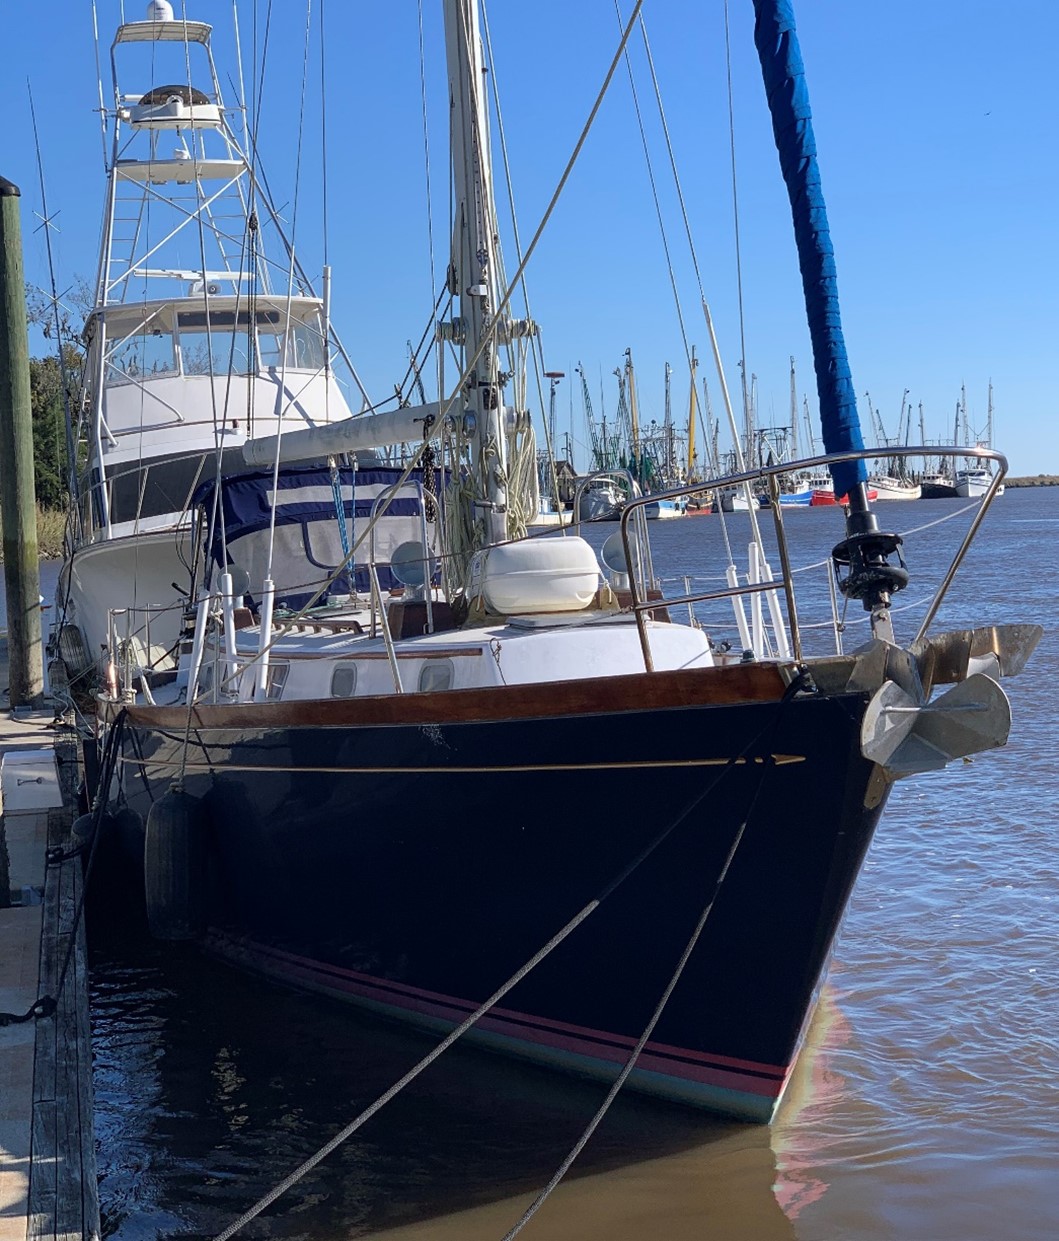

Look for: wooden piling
[0,176,44,708]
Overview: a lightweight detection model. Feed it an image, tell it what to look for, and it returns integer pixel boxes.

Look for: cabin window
[105,325,176,384]
[265,662,289,700]
[418,660,453,693]
[177,309,257,375]
[330,664,357,697]
[258,315,326,371]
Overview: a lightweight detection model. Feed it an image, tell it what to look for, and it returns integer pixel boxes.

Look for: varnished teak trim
[125,662,791,731]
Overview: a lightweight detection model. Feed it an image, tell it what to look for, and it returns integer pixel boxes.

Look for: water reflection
[91,925,795,1240]
[85,490,1059,1241]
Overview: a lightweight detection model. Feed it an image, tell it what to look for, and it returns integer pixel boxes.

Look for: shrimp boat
[81,0,1039,1125]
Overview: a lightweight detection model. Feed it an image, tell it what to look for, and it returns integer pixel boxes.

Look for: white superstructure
[60,4,365,674]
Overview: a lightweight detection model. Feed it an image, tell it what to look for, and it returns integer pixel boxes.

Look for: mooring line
[208,670,811,1240]
[500,818,749,1240]
[498,670,804,1238]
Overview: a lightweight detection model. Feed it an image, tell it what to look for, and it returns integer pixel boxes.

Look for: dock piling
[0,175,44,709]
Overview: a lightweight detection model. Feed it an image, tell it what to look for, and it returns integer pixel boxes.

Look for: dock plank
[26,763,99,1241]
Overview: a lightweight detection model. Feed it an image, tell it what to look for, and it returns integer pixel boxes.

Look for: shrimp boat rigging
[81,0,1040,1126]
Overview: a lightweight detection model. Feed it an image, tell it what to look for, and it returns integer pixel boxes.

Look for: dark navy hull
[117,671,886,1122]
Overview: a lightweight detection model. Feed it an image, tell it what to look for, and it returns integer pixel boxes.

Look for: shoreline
[0,506,65,562]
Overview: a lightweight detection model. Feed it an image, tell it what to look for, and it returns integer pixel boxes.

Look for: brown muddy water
[76,488,1058,1240]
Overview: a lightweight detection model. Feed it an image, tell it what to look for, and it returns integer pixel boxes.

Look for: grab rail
[617,444,1007,672]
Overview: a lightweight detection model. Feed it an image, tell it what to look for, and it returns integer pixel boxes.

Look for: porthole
[330,664,358,697]
[418,660,453,693]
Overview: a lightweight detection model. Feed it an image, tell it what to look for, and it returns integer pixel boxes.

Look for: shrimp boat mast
[82,0,1039,1126]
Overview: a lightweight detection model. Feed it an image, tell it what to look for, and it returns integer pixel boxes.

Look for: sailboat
[78,0,1037,1126]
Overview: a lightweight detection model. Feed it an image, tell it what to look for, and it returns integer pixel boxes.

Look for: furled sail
[752,0,867,499]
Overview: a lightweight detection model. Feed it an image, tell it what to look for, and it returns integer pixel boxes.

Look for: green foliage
[28,349,82,511]
[25,280,88,512]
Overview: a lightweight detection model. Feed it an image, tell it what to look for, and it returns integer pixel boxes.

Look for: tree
[25,280,89,511]
[28,352,75,509]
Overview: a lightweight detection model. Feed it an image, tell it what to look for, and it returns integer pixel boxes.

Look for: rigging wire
[319,0,329,273]
[191,0,646,699]
[263,0,316,584]
[612,2,693,375]
[26,87,79,511]
[207,673,802,1241]
[480,6,551,524]
[633,6,753,488]
[723,0,752,458]
[90,2,110,173]
[627,3,788,645]
[178,1,238,581]
[416,0,439,322]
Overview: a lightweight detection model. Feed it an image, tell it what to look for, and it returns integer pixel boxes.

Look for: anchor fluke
[861,673,1012,778]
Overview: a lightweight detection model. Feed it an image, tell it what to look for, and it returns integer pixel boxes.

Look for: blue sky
[2,1,1055,475]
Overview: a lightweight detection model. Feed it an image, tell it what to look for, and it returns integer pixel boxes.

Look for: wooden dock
[0,637,98,1241]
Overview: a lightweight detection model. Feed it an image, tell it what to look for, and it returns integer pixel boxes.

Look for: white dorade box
[0,749,63,813]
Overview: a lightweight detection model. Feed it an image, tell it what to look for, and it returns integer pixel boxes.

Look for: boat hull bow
[117,670,888,1122]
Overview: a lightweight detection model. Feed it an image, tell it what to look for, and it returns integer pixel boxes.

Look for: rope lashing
[327,455,352,569]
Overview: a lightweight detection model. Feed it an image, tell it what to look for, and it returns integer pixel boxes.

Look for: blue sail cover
[752,0,867,498]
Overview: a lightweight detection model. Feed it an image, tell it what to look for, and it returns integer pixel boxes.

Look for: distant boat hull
[869,476,922,501]
[758,484,813,508]
[644,497,688,519]
[955,469,1003,499]
[920,475,957,500]
[119,670,886,1124]
[714,488,753,513]
[529,505,571,528]
[577,485,624,522]
[810,486,879,507]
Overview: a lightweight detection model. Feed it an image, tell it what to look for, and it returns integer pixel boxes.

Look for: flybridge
[113,0,211,46]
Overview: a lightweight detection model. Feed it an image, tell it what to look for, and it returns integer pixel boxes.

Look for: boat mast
[753,0,906,637]
[788,356,798,458]
[663,360,673,480]
[442,0,508,546]
[961,382,969,465]
[687,346,698,482]
[987,379,994,448]
[624,348,642,484]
